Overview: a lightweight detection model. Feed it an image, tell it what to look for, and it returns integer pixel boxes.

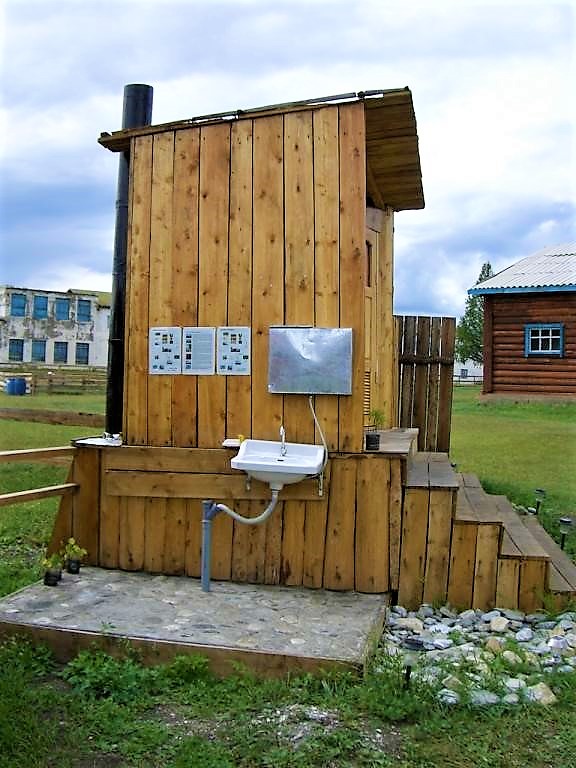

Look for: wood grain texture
[398,488,429,608]
[355,456,390,593]
[422,489,452,604]
[323,458,357,589]
[447,521,477,609]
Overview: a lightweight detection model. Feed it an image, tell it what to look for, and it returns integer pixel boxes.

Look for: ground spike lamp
[559,517,573,551]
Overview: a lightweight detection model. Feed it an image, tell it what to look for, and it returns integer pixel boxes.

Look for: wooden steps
[398,455,576,612]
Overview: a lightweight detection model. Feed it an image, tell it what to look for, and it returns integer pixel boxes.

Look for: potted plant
[61,538,88,574]
[365,408,385,451]
[42,553,63,586]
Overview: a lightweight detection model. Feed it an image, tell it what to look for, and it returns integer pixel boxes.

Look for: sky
[1,0,574,319]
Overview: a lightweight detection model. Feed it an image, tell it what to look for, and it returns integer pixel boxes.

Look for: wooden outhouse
[470,244,576,396]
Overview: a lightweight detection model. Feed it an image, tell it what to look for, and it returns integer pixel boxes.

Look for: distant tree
[455,262,494,364]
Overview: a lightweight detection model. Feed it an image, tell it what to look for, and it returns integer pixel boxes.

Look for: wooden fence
[396,316,455,453]
[0,367,107,395]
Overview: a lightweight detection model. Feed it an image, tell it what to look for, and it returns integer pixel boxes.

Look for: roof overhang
[469,285,576,296]
[98,89,424,212]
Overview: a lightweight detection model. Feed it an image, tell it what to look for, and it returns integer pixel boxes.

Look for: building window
[33,295,48,319]
[10,293,26,317]
[77,299,92,323]
[75,342,89,365]
[31,339,46,362]
[53,341,68,364]
[8,339,24,361]
[524,324,564,357]
[55,297,70,320]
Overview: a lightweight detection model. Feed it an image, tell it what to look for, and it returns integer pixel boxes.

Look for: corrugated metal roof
[469,243,576,295]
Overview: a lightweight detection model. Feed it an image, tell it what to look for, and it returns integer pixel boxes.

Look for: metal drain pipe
[105,84,153,436]
[201,494,280,592]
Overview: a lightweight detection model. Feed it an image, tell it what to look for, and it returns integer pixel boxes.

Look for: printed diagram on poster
[182,327,216,375]
[148,327,182,374]
[217,327,251,375]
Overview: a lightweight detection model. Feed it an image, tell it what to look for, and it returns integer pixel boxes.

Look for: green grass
[0,390,105,414]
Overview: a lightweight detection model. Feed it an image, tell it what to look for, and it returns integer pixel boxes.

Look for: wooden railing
[0,366,107,394]
[0,447,78,507]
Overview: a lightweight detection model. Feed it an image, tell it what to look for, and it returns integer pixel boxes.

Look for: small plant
[42,553,63,586]
[368,408,385,430]
[365,408,385,450]
[61,538,87,574]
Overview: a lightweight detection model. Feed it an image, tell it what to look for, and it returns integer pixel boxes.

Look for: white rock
[470,690,500,706]
[490,616,511,633]
[429,623,452,635]
[438,688,460,706]
[394,617,424,633]
[502,650,522,665]
[564,633,576,648]
[524,682,557,705]
[502,693,520,705]
[504,677,526,691]
[515,627,534,642]
[433,637,454,650]
[481,610,502,622]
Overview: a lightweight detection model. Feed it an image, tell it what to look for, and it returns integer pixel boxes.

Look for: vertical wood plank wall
[123,103,368,452]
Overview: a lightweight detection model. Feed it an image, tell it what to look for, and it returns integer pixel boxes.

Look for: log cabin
[470,243,576,397]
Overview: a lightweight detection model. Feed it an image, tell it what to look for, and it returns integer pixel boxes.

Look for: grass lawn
[1,389,576,766]
[450,386,576,555]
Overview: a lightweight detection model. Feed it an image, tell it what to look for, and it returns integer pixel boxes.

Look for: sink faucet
[279,425,287,456]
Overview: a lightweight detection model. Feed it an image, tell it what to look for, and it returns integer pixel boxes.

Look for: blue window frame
[524,324,564,357]
[77,299,91,323]
[75,342,89,365]
[10,293,26,317]
[53,341,68,364]
[55,297,70,320]
[31,339,46,362]
[33,295,48,319]
[8,339,24,361]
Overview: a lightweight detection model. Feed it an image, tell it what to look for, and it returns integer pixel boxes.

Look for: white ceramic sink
[231,439,325,490]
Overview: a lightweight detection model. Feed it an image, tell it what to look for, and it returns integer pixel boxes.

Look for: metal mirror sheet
[268,327,353,395]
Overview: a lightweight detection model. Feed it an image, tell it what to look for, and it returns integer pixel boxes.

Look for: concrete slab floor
[0,568,388,675]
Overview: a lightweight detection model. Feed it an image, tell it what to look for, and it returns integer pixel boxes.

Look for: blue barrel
[5,377,27,395]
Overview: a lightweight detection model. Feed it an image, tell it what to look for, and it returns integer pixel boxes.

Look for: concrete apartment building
[0,286,111,368]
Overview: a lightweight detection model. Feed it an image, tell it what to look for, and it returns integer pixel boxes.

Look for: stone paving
[0,567,387,665]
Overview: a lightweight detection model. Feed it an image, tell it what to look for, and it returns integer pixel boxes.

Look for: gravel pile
[381,604,576,707]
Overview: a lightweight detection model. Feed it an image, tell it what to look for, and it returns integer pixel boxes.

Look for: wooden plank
[71,448,100,563]
[0,484,77,507]
[302,491,329,589]
[171,127,200,447]
[280,500,306,586]
[519,559,548,612]
[405,454,429,488]
[283,110,315,445]
[425,317,441,450]
[144,497,167,573]
[313,107,340,450]
[264,502,284,584]
[472,523,500,610]
[231,501,267,583]
[437,317,455,452]
[492,497,549,559]
[210,513,233,581]
[388,458,403,591]
[104,446,234,473]
[496,558,520,609]
[252,115,284,441]
[398,488,429,608]
[523,515,576,589]
[413,317,431,451]
[124,135,152,445]
[377,209,395,427]
[399,316,416,428]
[197,122,230,448]
[227,119,253,440]
[355,456,390,593]
[338,102,366,452]
[422,489,452,604]
[147,131,175,446]
[99,483,120,569]
[163,498,187,575]
[104,471,326,501]
[118,497,145,571]
[47,464,75,556]
[323,458,357,589]
[184,500,202,578]
[447,521,477,609]
[0,446,76,463]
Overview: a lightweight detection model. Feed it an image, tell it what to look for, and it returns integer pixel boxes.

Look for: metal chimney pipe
[105,84,153,436]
